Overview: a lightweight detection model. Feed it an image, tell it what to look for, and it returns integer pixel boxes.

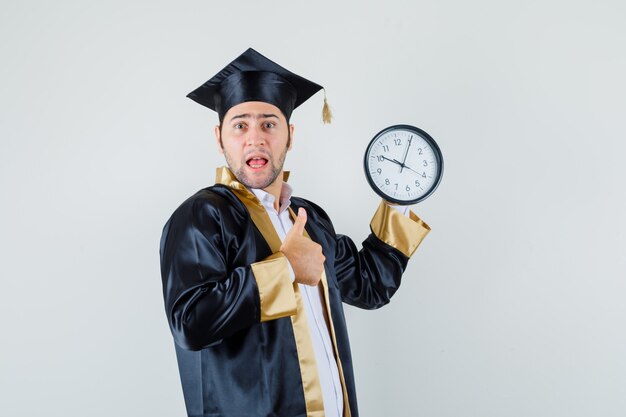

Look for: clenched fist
[280,208,325,286]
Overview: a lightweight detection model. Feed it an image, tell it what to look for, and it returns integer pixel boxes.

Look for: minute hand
[399,137,413,172]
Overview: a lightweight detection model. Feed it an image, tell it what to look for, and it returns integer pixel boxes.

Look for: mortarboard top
[187,48,331,123]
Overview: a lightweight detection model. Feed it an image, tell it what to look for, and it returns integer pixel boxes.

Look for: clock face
[364,125,443,205]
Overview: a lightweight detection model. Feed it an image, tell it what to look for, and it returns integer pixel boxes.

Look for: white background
[1,1,625,416]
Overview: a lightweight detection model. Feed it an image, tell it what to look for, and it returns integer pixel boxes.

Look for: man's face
[215,101,294,190]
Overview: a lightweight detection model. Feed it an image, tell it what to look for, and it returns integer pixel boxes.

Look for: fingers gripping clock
[364,125,443,205]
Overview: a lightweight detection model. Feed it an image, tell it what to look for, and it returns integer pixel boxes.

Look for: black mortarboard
[187,48,331,123]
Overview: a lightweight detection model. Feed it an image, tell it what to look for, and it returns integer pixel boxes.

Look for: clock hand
[381,156,403,167]
[392,158,409,175]
[402,163,421,175]
[399,136,413,173]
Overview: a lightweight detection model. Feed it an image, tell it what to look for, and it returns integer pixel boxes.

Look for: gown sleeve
[334,200,431,309]
[160,194,297,351]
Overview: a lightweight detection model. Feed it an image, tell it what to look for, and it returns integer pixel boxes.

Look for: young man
[160,48,430,417]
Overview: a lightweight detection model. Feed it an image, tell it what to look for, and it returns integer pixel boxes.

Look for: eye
[233,123,245,130]
[263,121,276,129]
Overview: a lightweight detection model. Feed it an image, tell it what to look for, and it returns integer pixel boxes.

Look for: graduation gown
[159,167,430,417]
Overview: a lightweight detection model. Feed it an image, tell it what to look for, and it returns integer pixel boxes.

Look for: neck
[262,173,284,211]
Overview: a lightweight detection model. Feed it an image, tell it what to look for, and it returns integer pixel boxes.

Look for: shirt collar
[215,166,292,211]
[250,182,293,215]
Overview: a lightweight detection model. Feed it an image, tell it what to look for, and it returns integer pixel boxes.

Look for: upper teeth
[250,158,264,168]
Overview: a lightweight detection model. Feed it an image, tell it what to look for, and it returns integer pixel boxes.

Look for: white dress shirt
[250,184,412,417]
[250,184,344,417]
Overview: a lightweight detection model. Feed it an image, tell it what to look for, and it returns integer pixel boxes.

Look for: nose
[246,124,266,146]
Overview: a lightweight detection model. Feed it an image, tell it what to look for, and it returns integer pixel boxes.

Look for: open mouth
[246,157,268,169]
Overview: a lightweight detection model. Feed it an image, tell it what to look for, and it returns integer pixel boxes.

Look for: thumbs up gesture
[280,208,326,286]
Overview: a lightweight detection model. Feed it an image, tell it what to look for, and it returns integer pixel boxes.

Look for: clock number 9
[377,168,382,174]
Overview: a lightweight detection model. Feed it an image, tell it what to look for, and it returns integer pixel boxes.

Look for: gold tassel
[322,89,333,124]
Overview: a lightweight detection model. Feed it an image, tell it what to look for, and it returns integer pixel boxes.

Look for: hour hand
[381,156,402,166]
[392,158,406,173]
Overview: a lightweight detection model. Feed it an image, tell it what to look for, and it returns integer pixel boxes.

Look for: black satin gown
[160,184,414,417]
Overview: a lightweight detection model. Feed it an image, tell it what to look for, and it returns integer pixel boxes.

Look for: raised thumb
[292,208,307,235]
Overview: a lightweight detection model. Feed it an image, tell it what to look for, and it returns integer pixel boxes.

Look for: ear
[288,123,295,151]
[214,124,224,154]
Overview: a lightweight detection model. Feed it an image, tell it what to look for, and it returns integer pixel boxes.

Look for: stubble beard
[225,144,289,190]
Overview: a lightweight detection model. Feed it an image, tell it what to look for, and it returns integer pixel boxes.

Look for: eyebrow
[229,113,280,122]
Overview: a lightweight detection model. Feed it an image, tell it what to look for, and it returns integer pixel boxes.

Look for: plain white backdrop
[1,1,625,416]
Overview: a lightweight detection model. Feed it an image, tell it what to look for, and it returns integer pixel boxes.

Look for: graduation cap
[187,48,332,124]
